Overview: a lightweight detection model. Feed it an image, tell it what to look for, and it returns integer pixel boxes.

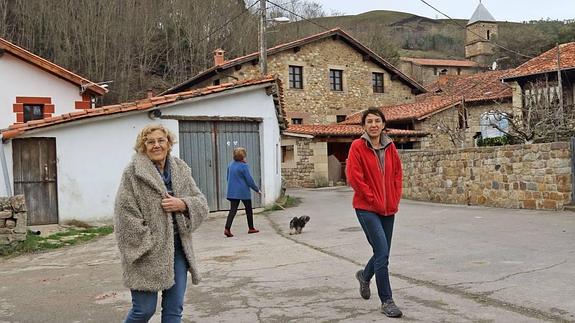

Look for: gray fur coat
[114,153,209,291]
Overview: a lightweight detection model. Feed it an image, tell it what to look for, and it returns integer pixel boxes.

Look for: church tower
[465,1,498,66]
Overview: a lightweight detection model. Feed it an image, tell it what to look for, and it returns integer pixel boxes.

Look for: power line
[418,0,535,60]
[265,0,331,31]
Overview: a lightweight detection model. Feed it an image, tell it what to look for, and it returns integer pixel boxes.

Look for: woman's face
[145,129,170,164]
[363,113,385,139]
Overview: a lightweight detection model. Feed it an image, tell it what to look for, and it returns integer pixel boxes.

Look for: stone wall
[194,38,417,124]
[0,195,27,244]
[400,142,572,210]
[282,137,316,188]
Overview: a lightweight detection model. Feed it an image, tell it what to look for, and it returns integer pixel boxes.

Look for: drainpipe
[0,133,12,197]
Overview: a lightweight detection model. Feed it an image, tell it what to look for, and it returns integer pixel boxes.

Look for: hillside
[269,10,575,68]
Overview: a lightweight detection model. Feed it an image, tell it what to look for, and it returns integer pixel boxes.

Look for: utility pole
[259,0,267,75]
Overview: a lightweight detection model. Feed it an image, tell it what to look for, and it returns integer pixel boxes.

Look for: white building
[0,37,107,130]
[0,77,286,224]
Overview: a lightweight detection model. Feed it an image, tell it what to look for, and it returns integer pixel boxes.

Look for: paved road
[0,187,574,322]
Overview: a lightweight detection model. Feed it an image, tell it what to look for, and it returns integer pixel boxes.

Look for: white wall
[0,53,85,129]
[3,86,282,222]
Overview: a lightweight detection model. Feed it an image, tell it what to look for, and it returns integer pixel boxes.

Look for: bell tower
[465,1,498,66]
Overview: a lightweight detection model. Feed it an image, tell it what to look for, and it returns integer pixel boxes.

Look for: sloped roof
[424,69,512,102]
[161,28,426,95]
[0,37,107,96]
[401,57,479,68]
[503,42,575,80]
[341,70,512,124]
[283,124,428,138]
[1,76,285,140]
[341,97,458,124]
[468,2,496,25]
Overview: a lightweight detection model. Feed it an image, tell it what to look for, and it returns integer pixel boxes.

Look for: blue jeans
[356,209,395,303]
[125,234,189,323]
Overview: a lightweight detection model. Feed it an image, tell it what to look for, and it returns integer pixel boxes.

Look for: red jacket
[346,135,403,216]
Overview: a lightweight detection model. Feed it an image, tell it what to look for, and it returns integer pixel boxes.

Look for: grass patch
[266,195,302,211]
[0,226,113,258]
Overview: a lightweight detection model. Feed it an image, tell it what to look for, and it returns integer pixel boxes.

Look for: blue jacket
[226,161,259,200]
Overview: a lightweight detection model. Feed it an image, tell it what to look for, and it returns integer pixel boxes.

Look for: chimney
[438,74,449,88]
[147,89,154,99]
[214,48,225,66]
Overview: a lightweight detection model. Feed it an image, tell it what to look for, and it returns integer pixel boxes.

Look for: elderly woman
[224,147,261,237]
[115,124,209,323]
[346,108,403,318]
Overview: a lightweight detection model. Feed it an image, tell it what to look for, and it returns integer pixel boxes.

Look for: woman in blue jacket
[224,147,261,237]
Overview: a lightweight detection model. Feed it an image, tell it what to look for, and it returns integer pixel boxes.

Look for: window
[291,118,303,125]
[457,68,462,75]
[372,72,384,93]
[329,69,343,91]
[213,79,220,86]
[487,30,491,40]
[23,104,44,122]
[281,145,294,163]
[336,115,347,123]
[289,65,303,89]
[433,67,438,75]
[439,69,448,75]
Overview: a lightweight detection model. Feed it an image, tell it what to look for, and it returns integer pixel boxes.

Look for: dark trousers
[356,209,395,303]
[225,199,254,230]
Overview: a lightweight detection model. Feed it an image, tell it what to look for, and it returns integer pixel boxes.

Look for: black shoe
[381,299,403,318]
[355,270,370,300]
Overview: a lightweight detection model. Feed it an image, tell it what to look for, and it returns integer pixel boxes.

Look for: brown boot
[224,228,234,237]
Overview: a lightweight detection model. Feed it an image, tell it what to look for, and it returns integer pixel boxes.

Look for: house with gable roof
[161,28,426,126]
[159,28,427,187]
[0,37,107,130]
[0,77,286,224]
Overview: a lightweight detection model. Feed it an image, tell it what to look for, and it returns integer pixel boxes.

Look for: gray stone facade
[193,38,417,125]
[400,142,572,210]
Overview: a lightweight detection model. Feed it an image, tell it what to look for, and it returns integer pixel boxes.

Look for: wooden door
[12,138,58,225]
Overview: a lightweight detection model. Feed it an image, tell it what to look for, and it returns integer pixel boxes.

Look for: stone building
[399,57,481,86]
[282,70,512,187]
[465,2,498,66]
[161,28,426,125]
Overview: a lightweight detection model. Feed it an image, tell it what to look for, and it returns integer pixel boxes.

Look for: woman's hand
[161,193,187,213]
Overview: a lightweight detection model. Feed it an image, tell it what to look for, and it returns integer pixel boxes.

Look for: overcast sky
[313,0,575,22]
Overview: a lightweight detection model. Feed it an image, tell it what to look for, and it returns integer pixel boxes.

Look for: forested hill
[1,1,573,104]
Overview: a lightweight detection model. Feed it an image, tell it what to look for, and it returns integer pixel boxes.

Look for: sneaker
[381,299,402,318]
[355,270,370,300]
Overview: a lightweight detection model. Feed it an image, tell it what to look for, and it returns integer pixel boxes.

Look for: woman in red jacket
[346,107,403,318]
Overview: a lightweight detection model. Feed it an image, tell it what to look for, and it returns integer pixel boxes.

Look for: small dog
[289,215,310,235]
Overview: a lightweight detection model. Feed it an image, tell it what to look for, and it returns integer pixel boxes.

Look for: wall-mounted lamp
[148,109,162,119]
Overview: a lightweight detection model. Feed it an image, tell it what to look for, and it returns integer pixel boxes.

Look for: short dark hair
[361,107,386,126]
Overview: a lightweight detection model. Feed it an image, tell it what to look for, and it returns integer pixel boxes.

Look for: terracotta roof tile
[0,37,107,96]
[424,70,512,102]
[341,70,511,124]
[2,76,285,139]
[505,42,575,79]
[401,57,479,67]
[284,124,428,137]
